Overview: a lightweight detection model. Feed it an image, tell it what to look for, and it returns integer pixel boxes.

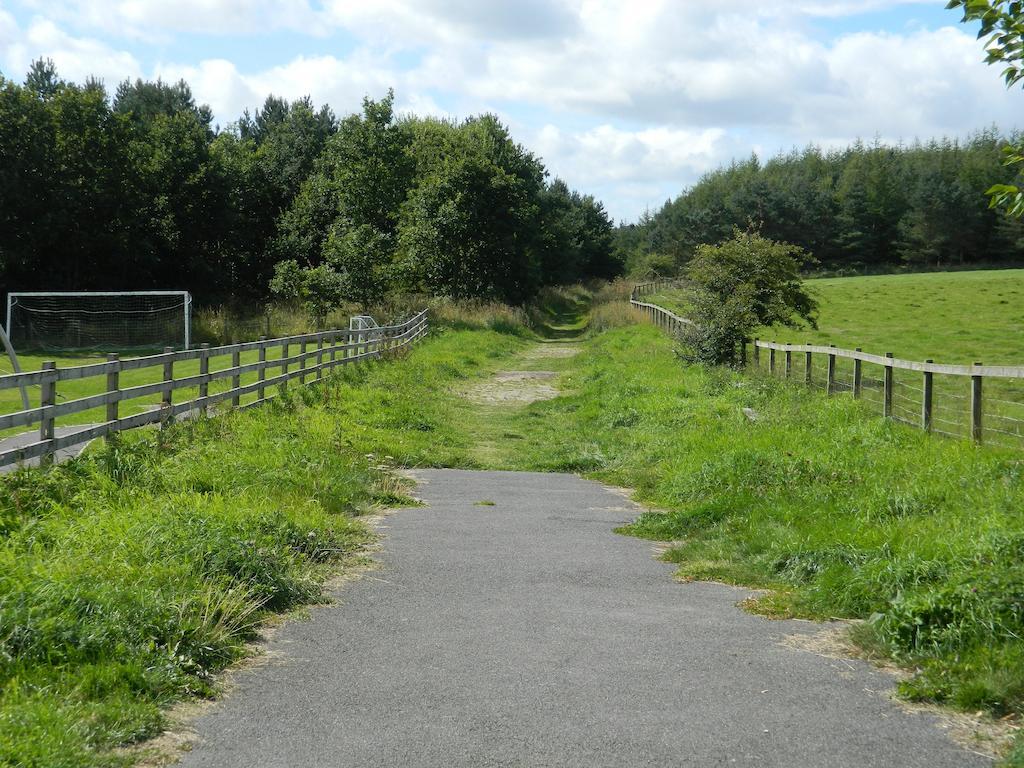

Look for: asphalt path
[177,469,989,767]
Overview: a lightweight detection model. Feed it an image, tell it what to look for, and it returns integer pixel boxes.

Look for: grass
[650,269,1024,448]
[653,268,1024,364]
[0,315,528,767]
[8,279,1024,764]
[0,346,310,440]
[771,269,1024,364]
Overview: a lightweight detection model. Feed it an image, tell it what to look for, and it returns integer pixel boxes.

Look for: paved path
[177,469,988,767]
[0,425,98,474]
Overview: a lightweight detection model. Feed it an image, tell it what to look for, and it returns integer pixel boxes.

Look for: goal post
[5,291,192,351]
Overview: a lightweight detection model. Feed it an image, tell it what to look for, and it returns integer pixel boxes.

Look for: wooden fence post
[231,347,241,408]
[316,336,324,380]
[827,345,836,395]
[769,345,776,375]
[922,360,933,433]
[805,350,812,386]
[883,352,894,418]
[257,336,267,401]
[39,361,56,467]
[784,344,792,379]
[299,339,308,385]
[161,347,174,427]
[853,349,862,399]
[971,362,983,443]
[199,343,210,416]
[106,353,120,426]
[281,339,289,392]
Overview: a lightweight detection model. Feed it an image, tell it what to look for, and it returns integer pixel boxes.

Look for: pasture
[765,269,1024,364]
[648,269,1024,447]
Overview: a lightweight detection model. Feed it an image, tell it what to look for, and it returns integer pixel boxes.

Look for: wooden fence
[630,285,1024,448]
[750,340,1024,447]
[0,310,428,469]
[629,277,685,299]
[629,297,692,335]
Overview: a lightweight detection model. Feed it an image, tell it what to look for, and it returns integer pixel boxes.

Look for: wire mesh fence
[751,340,1024,451]
[631,289,1024,451]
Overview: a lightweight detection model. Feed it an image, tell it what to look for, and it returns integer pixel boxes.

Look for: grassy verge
[449,323,1024,760]
[0,321,526,768]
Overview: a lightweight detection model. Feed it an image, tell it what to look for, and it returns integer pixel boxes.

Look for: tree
[948,0,1024,215]
[681,230,817,367]
[397,115,545,302]
[25,58,62,99]
[268,259,345,325]
[114,78,213,131]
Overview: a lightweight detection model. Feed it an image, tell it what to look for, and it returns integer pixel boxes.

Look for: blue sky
[0,1,1017,223]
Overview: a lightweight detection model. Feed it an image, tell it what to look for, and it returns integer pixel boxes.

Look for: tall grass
[0,320,536,767]
[190,279,639,348]
[0,383,396,766]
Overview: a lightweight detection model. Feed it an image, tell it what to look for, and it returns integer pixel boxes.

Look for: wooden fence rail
[630,286,1024,449]
[629,298,693,335]
[749,339,1024,447]
[629,277,686,299]
[0,310,429,469]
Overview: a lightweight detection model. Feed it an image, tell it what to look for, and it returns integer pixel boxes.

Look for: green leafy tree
[323,224,392,307]
[269,259,345,325]
[114,78,213,131]
[25,58,62,99]
[948,0,1024,215]
[397,115,545,302]
[682,230,817,367]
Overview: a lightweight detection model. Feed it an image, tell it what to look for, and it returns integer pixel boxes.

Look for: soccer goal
[5,291,192,351]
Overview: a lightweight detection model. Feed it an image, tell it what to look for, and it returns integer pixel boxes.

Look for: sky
[0,0,1018,223]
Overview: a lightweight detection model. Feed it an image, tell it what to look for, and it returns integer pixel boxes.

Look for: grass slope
[0,326,524,768]
[653,268,1024,363]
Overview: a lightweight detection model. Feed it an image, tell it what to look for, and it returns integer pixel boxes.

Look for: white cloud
[1,15,142,85]
[534,124,726,185]
[18,0,324,40]
[155,51,400,125]
[530,123,738,222]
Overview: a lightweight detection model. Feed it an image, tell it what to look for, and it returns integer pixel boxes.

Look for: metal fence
[0,310,428,469]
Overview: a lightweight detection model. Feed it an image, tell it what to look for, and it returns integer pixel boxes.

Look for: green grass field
[765,269,1024,364]
[649,269,1024,447]
[5,286,1024,765]
[651,268,1024,364]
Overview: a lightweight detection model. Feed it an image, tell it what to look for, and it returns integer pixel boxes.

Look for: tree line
[0,60,618,308]
[616,132,1024,276]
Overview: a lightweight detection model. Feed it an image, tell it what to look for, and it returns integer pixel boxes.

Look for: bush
[681,230,817,366]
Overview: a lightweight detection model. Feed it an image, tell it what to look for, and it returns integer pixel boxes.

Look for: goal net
[5,291,192,351]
